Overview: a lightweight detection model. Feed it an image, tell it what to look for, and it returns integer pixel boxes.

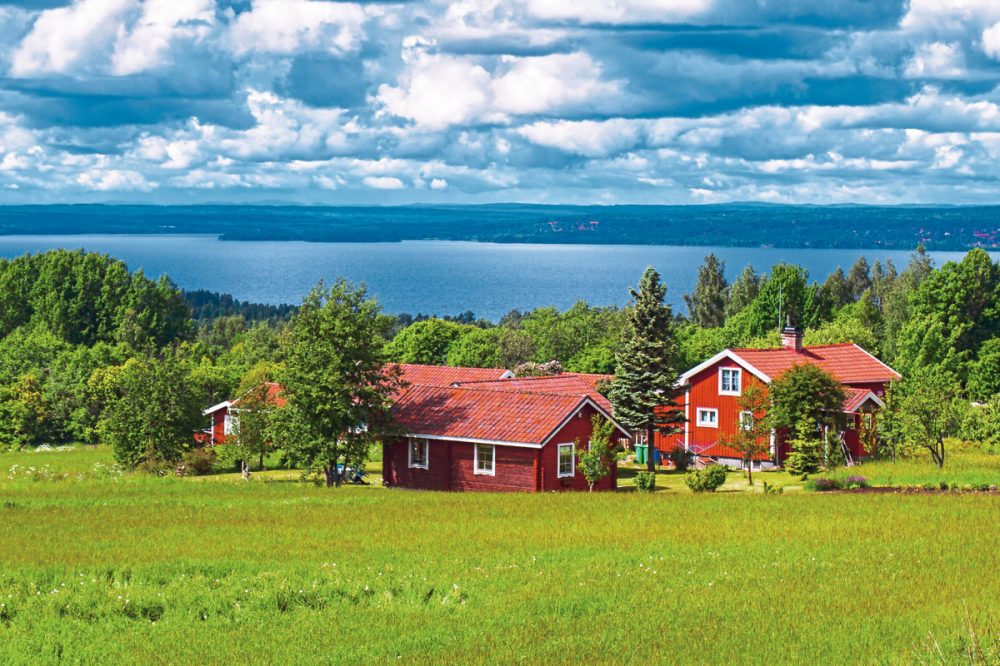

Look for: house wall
[664,359,771,460]
[211,408,228,445]
[382,404,617,492]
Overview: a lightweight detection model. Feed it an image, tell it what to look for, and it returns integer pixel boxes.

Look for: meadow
[1,446,998,664]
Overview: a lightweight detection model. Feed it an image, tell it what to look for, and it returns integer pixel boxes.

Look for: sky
[4,1,1000,205]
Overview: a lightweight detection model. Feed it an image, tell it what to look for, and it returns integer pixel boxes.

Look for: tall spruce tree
[608,267,685,472]
[684,254,728,328]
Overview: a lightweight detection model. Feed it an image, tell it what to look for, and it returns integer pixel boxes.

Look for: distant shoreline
[0,203,997,251]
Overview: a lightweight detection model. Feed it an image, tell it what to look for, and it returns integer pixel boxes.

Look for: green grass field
[2,446,998,664]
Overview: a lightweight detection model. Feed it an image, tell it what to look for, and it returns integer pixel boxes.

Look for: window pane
[477,444,493,471]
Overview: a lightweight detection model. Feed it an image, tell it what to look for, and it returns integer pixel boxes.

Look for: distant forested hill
[0,203,997,250]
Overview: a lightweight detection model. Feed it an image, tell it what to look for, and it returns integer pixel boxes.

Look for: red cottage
[200,382,287,445]
[667,324,901,468]
[383,367,628,492]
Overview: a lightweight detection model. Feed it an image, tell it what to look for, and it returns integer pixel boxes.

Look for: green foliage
[93,354,202,468]
[519,302,623,368]
[967,338,1000,403]
[684,253,728,328]
[725,264,761,319]
[177,447,217,477]
[895,249,1000,379]
[387,318,475,365]
[575,415,616,492]
[281,281,403,487]
[684,464,728,492]
[608,268,684,471]
[846,256,872,302]
[961,396,1000,452]
[633,470,656,492]
[731,263,813,339]
[784,419,822,477]
[888,369,968,468]
[445,326,534,369]
[769,364,846,434]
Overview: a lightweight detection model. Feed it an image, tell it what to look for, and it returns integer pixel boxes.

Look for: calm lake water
[0,235,993,320]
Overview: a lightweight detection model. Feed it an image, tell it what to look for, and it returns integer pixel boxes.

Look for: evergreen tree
[608,267,684,472]
[726,265,761,319]
[846,256,872,302]
[870,259,897,308]
[684,254,728,328]
[882,246,934,364]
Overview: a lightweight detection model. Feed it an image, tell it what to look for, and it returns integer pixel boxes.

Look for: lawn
[1,446,998,664]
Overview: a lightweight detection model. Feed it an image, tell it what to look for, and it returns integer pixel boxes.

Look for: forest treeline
[1,204,997,249]
[0,246,997,466]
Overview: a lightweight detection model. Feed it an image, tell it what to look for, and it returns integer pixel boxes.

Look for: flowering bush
[843,475,869,489]
[806,477,842,492]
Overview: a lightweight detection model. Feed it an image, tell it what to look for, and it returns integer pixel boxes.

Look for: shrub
[762,481,783,495]
[685,465,728,493]
[668,447,695,472]
[634,471,656,493]
[843,475,869,489]
[784,421,823,477]
[179,447,217,477]
[806,477,842,492]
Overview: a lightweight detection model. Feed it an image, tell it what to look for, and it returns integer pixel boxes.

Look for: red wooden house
[383,367,628,492]
[200,382,287,445]
[665,324,901,468]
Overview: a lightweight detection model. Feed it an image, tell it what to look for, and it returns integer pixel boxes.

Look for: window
[557,443,575,477]
[474,444,495,475]
[740,410,753,431]
[696,408,719,428]
[408,437,429,469]
[719,368,742,395]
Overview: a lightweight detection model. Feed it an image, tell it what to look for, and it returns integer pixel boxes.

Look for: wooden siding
[382,403,617,492]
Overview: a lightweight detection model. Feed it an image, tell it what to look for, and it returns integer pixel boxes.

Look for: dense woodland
[1,204,998,249]
[0,246,997,476]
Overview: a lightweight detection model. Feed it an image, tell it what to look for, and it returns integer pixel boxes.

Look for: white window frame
[718,367,742,396]
[740,410,753,431]
[474,444,495,476]
[557,442,575,478]
[696,408,719,428]
[407,437,429,470]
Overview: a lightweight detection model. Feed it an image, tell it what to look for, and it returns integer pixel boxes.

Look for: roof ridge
[407,382,590,399]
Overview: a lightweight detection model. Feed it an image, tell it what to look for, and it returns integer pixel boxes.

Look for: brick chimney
[781,316,803,352]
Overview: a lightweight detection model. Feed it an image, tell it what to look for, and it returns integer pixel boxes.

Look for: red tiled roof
[392,384,591,444]
[453,374,613,413]
[231,382,288,408]
[731,344,901,384]
[842,387,883,413]
[397,363,511,387]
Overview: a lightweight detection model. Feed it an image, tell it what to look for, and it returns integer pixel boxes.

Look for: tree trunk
[746,458,753,486]
[259,450,265,471]
[324,464,336,487]
[646,424,655,472]
[241,459,252,482]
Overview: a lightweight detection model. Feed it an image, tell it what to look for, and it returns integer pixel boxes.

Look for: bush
[684,465,727,493]
[178,447,217,477]
[843,475,869,489]
[634,471,656,493]
[668,447,695,472]
[762,481,783,495]
[806,477,842,492]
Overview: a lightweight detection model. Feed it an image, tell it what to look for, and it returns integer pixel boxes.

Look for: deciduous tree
[684,253,728,328]
[281,281,403,487]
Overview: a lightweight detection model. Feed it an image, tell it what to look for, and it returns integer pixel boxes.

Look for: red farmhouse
[667,324,901,468]
[383,365,628,492]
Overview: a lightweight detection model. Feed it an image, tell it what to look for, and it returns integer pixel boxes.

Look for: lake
[0,235,992,320]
